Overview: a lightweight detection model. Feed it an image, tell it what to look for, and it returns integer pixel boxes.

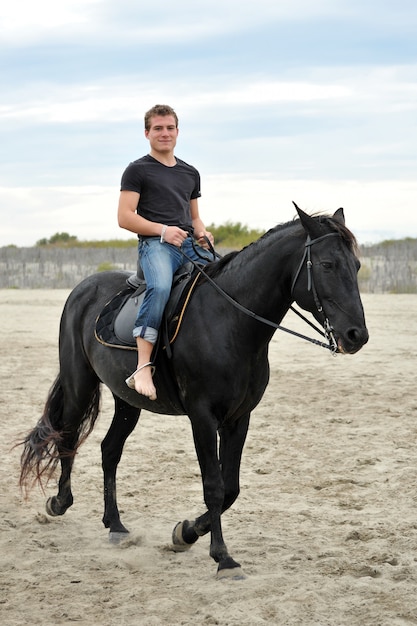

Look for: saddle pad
[95,267,201,351]
[95,287,140,350]
[114,289,145,345]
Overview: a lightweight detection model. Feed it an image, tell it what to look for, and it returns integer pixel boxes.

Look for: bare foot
[125,363,156,400]
[133,366,156,400]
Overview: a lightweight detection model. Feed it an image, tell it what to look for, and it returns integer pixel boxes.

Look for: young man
[117,104,214,401]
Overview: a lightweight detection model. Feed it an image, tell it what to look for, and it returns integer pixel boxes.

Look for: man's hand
[195,230,214,249]
[163,226,188,247]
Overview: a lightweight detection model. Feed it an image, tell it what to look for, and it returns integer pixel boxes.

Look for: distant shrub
[36,233,137,248]
[97,262,117,272]
[358,264,371,281]
[34,224,263,250]
[36,232,78,246]
[207,222,264,248]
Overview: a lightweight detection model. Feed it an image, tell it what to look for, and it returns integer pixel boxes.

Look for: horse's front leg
[101,396,140,543]
[173,412,248,579]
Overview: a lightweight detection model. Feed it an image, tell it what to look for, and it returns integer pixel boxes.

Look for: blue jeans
[133,236,213,343]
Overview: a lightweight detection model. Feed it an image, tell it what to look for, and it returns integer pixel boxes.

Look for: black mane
[205,213,358,279]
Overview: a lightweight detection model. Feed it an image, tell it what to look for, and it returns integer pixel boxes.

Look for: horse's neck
[219,228,302,322]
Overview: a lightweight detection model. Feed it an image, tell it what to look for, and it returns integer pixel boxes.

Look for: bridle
[183,232,341,353]
[289,232,340,353]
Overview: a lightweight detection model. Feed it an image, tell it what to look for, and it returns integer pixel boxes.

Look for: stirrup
[125,362,155,389]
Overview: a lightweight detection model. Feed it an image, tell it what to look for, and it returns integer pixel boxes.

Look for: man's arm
[190,198,214,247]
[118,190,164,236]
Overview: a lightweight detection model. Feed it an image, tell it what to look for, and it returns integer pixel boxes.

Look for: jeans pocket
[138,238,148,254]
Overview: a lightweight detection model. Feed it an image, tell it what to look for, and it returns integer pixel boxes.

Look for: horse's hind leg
[101,395,140,542]
[46,372,101,517]
[46,437,78,516]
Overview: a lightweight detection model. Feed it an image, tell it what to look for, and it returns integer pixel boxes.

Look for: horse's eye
[320,261,333,270]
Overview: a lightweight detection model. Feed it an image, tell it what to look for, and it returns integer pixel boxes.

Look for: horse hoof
[216,557,246,580]
[171,521,193,552]
[216,565,246,581]
[45,497,59,517]
[109,531,129,544]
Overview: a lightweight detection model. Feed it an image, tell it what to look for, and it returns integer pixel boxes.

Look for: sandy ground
[0,289,416,626]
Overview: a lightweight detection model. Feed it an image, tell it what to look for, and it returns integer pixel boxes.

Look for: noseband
[290,232,341,353]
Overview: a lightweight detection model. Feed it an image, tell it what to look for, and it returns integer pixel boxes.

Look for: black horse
[19,206,368,579]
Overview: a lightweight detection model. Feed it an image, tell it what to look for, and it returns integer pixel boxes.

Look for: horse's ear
[333,207,345,224]
[292,201,323,238]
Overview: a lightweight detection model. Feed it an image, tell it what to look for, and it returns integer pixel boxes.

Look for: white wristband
[160,224,168,243]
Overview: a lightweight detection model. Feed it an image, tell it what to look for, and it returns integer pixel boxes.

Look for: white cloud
[0,80,352,126]
[2,0,416,50]
[1,185,119,246]
[0,0,350,46]
[201,176,417,244]
[1,0,100,44]
[1,62,416,131]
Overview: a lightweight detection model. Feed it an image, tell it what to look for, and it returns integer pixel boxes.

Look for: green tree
[36,232,79,246]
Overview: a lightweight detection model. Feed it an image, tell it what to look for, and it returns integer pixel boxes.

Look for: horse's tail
[19,373,101,494]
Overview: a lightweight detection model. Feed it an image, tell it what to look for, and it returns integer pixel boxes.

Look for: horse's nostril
[347,327,369,347]
[348,328,359,342]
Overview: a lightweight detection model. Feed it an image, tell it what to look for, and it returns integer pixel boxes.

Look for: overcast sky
[1,0,416,246]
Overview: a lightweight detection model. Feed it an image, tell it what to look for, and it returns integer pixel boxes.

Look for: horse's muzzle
[337,326,369,355]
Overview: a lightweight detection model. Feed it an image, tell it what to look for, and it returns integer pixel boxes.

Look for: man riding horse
[117,104,214,400]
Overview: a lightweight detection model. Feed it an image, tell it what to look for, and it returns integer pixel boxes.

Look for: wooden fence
[1,244,416,293]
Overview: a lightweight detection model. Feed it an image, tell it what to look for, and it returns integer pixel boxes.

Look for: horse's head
[291,203,369,355]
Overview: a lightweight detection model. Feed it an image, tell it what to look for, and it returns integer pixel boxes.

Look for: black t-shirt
[120,154,201,232]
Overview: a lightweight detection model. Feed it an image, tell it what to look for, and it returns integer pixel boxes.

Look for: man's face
[145,115,179,153]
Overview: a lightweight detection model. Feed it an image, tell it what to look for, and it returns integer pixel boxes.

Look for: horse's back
[60,270,136,365]
[66,270,132,307]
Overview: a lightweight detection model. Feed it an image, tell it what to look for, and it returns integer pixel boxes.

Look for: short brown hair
[144,104,178,131]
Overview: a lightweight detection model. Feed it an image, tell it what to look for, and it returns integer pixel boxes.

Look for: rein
[182,233,340,352]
